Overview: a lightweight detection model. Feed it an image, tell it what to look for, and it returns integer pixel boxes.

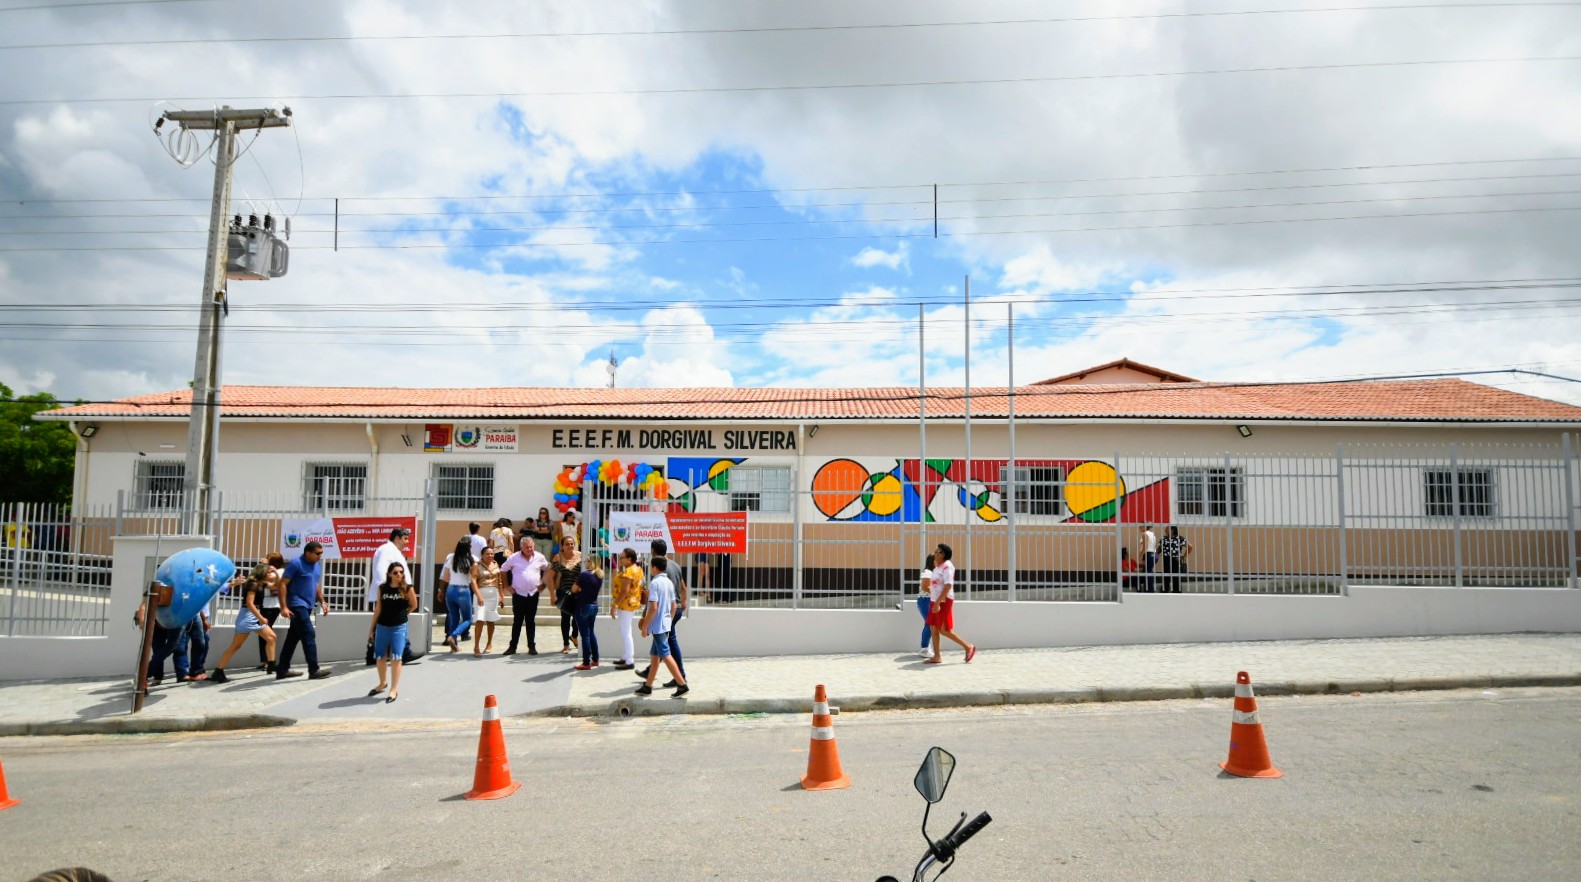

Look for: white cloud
[851,242,910,272]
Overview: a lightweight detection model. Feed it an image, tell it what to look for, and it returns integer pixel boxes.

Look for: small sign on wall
[424,424,518,452]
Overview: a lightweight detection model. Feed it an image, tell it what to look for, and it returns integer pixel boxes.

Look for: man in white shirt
[1138,525,1158,593]
[500,535,549,655]
[467,522,488,561]
[367,527,411,608]
[637,556,688,698]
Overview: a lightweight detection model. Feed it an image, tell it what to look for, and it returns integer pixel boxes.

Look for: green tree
[0,383,78,504]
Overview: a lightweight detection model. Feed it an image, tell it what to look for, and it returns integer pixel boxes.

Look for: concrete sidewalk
[3,633,1580,735]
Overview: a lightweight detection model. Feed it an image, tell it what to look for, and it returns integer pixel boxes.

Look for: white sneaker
[919,648,933,658]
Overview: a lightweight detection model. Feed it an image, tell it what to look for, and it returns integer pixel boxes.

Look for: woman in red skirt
[925,542,978,664]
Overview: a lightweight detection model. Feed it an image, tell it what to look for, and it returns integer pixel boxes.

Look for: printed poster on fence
[607,511,748,558]
[281,516,418,560]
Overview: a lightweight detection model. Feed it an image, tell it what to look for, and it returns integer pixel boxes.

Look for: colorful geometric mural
[811,457,1171,524]
[664,457,746,512]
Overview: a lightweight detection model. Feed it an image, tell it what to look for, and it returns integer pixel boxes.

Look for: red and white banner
[282,516,418,560]
[607,511,748,557]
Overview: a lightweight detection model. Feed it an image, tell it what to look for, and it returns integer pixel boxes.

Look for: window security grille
[1176,467,1245,518]
[304,463,368,511]
[1424,468,1496,518]
[434,464,495,511]
[728,467,791,513]
[133,460,185,510]
[1000,465,1064,516]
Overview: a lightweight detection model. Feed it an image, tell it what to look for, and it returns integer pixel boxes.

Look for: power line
[5,202,1578,252]
[12,155,1579,206]
[5,3,1578,49]
[7,55,1579,107]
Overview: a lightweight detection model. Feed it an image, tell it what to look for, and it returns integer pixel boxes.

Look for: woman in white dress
[472,551,504,655]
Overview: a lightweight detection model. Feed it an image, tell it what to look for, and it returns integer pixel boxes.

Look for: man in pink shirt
[501,535,549,655]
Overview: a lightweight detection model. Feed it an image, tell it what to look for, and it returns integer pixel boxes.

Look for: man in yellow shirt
[609,547,646,669]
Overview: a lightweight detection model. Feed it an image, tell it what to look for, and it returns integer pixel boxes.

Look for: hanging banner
[281,516,418,560]
[608,511,748,556]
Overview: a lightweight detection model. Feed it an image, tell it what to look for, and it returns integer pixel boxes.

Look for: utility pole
[158,105,291,535]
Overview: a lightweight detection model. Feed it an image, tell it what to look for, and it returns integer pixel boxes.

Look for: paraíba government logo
[454,427,482,448]
[284,533,302,548]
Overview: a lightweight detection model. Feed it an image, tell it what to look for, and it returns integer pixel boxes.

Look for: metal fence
[0,501,115,636]
[5,441,1578,635]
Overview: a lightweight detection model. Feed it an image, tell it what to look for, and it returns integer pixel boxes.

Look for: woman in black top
[550,534,584,653]
[532,507,554,556]
[571,561,604,670]
[367,561,418,703]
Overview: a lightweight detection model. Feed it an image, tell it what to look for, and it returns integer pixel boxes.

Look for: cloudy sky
[1,0,1579,405]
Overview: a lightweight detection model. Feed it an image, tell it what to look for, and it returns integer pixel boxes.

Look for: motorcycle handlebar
[941,811,993,854]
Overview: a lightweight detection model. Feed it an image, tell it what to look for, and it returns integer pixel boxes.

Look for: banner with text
[282,516,418,560]
[607,511,748,557]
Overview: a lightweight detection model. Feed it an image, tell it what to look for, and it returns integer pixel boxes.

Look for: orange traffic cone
[1221,671,1282,778]
[800,684,851,791]
[0,757,18,811]
[465,694,522,800]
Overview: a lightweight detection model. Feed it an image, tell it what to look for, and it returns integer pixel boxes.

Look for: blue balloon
[636,464,651,477]
[154,547,236,628]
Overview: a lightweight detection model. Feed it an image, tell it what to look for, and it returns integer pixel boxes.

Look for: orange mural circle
[812,458,871,518]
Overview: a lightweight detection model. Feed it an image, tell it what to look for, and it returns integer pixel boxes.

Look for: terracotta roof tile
[36,379,1581,423]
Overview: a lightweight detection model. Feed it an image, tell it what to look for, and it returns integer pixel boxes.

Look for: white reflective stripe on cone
[1232,709,1259,725]
[810,726,835,741]
[483,706,500,722]
[1235,683,1256,698]
[812,701,829,715]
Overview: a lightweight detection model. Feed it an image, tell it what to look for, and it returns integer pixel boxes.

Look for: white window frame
[432,463,495,512]
[132,459,185,510]
[727,466,792,514]
[303,462,369,512]
[1000,464,1064,517]
[1175,466,1246,519]
[1423,468,1496,519]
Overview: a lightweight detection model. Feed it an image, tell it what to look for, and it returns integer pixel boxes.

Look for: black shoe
[308,669,332,680]
[672,685,689,698]
[210,669,229,684]
[149,676,163,687]
[502,649,517,656]
[528,648,538,656]
[266,662,276,675]
[635,684,653,696]
[276,670,303,680]
[663,679,679,688]
[635,667,650,679]
[613,661,634,669]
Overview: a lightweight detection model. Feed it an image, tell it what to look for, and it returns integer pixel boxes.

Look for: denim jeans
[574,603,599,664]
[667,607,685,678]
[276,606,319,676]
[445,586,474,640]
[1143,552,1157,593]
[182,618,210,674]
[916,596,932,648]
[148,621,189,680]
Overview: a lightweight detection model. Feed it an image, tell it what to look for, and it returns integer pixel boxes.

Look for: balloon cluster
[550,461,669,511]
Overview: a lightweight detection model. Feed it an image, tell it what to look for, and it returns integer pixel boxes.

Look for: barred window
[434,464,494,511]
[728,467,791,513]
[1000,465,1064,516]
[133,460,185,510]
[1424,469,1495,518]
[304,463,368,511]
[1176,467,1245,518]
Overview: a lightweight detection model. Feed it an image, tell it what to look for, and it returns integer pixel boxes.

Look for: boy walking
[636,556,688,698]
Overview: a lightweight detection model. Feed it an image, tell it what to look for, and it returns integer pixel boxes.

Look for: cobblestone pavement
[2,633,1579,734]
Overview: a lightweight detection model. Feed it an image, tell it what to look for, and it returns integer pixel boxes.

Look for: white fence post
[1224,452,1236,596]
[1565,433,1577,590]
[4,501,16,636]
[1114,452,1124,603]
[792,466,803,610]
[1450,443,1464,588]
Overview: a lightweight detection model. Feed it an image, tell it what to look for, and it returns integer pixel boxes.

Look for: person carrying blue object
[275,541,332,680]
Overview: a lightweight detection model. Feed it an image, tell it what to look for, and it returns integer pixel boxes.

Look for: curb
[536,673,1581,718]
[0,713,296,737]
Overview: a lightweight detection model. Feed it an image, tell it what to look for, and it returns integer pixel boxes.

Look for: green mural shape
[1074,498,1120,523]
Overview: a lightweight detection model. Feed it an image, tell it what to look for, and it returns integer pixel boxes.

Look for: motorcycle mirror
[913,746,956,804]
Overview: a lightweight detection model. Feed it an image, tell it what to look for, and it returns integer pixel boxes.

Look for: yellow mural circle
[1065,461,1126,519]
[865,473,904,517]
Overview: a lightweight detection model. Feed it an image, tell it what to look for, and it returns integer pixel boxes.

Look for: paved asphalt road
[1,688,1577,881]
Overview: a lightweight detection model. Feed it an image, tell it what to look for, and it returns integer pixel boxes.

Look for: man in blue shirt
[275,541,332,680]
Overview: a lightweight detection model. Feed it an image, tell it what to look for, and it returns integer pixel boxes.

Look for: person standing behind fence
[256,552,285,669]
[490,518,515,565]
[916,554,935,659]
[473,550,503,655]
[609,547,645,669]
[276,541,332,680]
[501,535,548,655]
[551,535,584,653]
[925,542,978,665]
[572,559,603,670]
[367,561,417,703]
[1159,526,1192,593]
[208,563,277,683]
[440,538,480,653]
[1138,525,1158,593]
